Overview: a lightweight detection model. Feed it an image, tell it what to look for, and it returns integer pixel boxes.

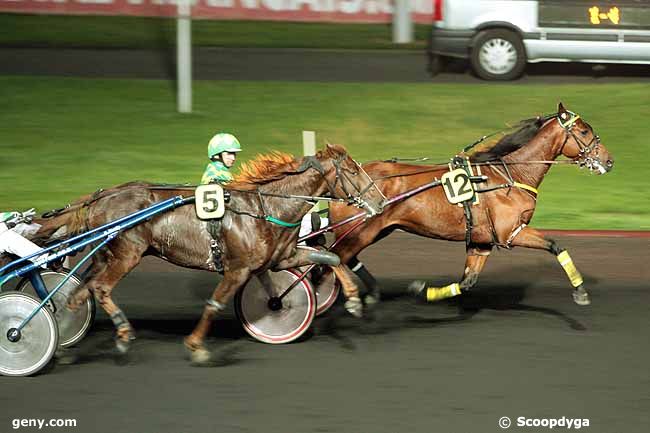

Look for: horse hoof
[190,348,212,365]
[364,293,380,306]
[345,296,363,318]
[408,280,426,296]
[115,338,131,354]
[573,289,591,306]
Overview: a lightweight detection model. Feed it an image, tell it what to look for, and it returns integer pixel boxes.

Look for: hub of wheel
[267,297,283,311]
[6,328,21,343]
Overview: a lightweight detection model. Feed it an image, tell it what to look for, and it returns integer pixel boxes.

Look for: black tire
[428,54,447,77]
[470,29,526,81]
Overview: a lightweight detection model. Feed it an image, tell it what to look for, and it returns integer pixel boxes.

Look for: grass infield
[1,76,648,230]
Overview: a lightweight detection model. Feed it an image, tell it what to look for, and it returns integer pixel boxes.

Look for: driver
[0,209,44,264]
[201,132,242,184]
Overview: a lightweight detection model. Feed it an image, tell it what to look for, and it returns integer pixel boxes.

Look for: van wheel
[428,54,447,77]
[470,29,526,80]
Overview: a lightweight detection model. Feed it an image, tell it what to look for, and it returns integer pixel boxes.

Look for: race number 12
[442,168,474,204]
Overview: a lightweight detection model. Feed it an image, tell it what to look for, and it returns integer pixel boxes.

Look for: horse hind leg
[409,246,491,303]
[66,256,109,312]
[85,246,145,353]
[509,227,589,305]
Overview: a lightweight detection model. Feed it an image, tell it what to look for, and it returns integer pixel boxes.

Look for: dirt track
[1,232,648,433]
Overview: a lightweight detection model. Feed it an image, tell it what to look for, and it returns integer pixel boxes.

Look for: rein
[226,154,382,228]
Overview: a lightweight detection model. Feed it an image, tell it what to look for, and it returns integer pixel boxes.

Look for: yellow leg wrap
[557,251,584,288]
[426,283,461,302]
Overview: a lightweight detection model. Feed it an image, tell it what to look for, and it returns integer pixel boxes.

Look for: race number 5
[195,184,226,219]
[441,168,474,204]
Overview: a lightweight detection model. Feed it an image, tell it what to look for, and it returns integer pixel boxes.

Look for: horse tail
[31,206,89,243]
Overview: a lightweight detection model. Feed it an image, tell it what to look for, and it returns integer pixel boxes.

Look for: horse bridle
[557,111,607,174]
[298,155,384,216]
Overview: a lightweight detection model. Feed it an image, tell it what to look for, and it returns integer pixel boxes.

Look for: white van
[429,0,650,80]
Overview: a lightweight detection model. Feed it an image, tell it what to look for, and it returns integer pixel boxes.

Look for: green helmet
[208,133,242,159]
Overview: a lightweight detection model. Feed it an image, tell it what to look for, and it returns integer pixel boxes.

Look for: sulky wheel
[235,270,316,344]
[0,292,59,377]
[303,265,338,316]
[17,269,95,348]
[295,246,339,316]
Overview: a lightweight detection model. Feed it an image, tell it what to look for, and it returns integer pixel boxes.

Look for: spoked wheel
[0,292,59,377]
[17,269,95,348]
[235,270,316,344]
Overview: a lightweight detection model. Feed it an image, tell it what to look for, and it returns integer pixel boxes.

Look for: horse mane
[469,116,552,162]
[232,151,296,186]
[229,144,348,190]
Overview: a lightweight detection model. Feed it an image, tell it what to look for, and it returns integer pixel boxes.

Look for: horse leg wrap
[206,299,226,313]
[556,251,584,287]
[351,260,378,288]
[110,309,135,343]
[426,283,462,302]
[110,309,131,330]
[344,296,363,318]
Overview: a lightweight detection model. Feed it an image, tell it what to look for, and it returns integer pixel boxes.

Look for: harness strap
[506,223,527,247]
[265,216,301,228]
[513,182,538,195]
[558,113,580,129]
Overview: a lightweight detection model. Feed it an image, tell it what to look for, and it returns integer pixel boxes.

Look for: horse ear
[558,102,566,114]
[326,142,342,155]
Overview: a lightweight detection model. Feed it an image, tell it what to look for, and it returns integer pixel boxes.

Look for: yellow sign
[589,6,620,25]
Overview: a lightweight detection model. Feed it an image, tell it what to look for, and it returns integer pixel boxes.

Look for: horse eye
[580,130,589,136]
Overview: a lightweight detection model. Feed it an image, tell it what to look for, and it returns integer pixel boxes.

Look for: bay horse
[31,144,384,363]
[328,103,614,315]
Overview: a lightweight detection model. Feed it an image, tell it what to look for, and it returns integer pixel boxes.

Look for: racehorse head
[301,143,385,216]
[555,102,614,175]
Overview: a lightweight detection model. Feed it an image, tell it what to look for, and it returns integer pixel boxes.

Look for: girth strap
[206,219,224,274]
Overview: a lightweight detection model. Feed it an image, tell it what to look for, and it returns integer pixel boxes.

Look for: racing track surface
[1,232,648,433]
[1,47,649,83]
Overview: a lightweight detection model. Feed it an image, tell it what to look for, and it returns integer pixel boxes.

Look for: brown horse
[328,103,614,315]
[31,144,384,363]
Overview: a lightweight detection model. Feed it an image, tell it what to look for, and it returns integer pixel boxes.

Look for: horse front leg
[329,264,363,318]
[509,227,590,305]
[409,245,492,302]
[184,268,251,365]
